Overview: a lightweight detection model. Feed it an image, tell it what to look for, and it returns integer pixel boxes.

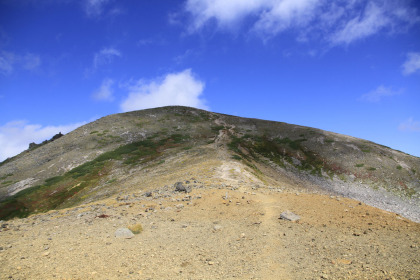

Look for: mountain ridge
[0,106,419,222]
[1,106,419,279]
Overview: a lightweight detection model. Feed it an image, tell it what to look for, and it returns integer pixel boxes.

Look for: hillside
[1,106,419,221]
[0,106,419,279]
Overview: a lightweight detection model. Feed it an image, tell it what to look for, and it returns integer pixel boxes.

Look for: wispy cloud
[0,52,14,75]
[93,47,121,69]
[0,120,85,162]
[93,78,114,101]
[360,85,403,102]
[402,52,420,75]
[399,117,420,132]
[84,0,111,18]
[184,0,419,46]
[0,51,41,75]
[120,69,207,112]
[330,2,390,45]
[85,47,121,76]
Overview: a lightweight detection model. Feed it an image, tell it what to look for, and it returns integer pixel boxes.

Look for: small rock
[213,225,223,231]
[181,224,188,228]
[115,228,135,239]
[176,204,184,209]
[43,251,50,256]
[332,259,352,265]
[280,210,300,222]
[174,182,191,193]
[208,261,215,265]
[144,192,152,197]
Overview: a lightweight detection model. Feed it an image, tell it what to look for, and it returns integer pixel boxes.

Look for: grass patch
[106,178,117,184]
[367,167,376,171]
[0,134,191,221]
[0,173,13,180]
[396,165,402,170]
[90,131,98,134]
[227,134,326,176]
[325,139,334,143]
[211,125,225,132]
[1,180,14,186]
[128,223,143,234]
[231,155,242,160]
[355,163,364,168]
[360,145,371,153]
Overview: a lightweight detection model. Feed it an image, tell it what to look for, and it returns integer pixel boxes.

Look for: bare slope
[1,185,419,279]
[0,106,419,222]
[0,106,419,279]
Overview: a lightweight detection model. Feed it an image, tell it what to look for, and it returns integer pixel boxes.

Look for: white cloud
[0,51,14,75]
[402,52,420,75]
[93,78,114,101]
[120,69,207,112]
[22,53,41,70]
[253,0,320,36]
[184,0,419,45]
[84,0,111,17]
[185,0,268,30]
[330,2,390,45]
[93,47,121,69]
[360,85,403,102]
[0,121,85,162]
[85,47,121,76]
[399,117,420,132]
[0,51,41,75]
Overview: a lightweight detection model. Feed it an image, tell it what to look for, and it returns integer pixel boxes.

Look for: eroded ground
[1,185,419,280]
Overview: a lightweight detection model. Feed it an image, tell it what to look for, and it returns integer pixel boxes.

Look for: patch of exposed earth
[1,183,419,280]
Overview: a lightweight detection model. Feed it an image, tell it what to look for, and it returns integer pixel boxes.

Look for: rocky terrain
[0,106,419,279]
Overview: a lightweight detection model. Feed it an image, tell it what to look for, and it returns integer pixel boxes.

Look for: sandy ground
[1,118,419,279]
[1,185,419,280]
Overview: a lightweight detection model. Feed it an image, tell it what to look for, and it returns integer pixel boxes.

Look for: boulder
[174,182,191,193]
[280,210,300,222]
[115,228,134,239]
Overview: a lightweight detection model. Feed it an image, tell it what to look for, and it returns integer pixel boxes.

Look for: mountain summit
[1,106,418,221]
[0,106,419,279]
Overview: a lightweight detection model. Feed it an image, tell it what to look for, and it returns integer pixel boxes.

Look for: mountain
[1,106,419,279]
[1,106,419,221]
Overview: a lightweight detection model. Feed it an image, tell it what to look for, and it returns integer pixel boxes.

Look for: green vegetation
[106,178,117,184]
[231,155,242,160]
[0,157,14,168]
[355,163,364,168]
[0,133,192,221]
[360,145,371,153]
[0,173,13,180]
[228,134,326,177]
[211,125,225,132]
[367,167,376,171]
[128,223,143,234]
[396,165,402,170]
[90,131,98,134]
[325,139,334,143]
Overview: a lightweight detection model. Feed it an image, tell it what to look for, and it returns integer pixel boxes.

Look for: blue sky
[0,0,419,161]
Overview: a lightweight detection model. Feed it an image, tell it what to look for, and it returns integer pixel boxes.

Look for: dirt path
[254,192,290,279]
[1,186,419,279]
